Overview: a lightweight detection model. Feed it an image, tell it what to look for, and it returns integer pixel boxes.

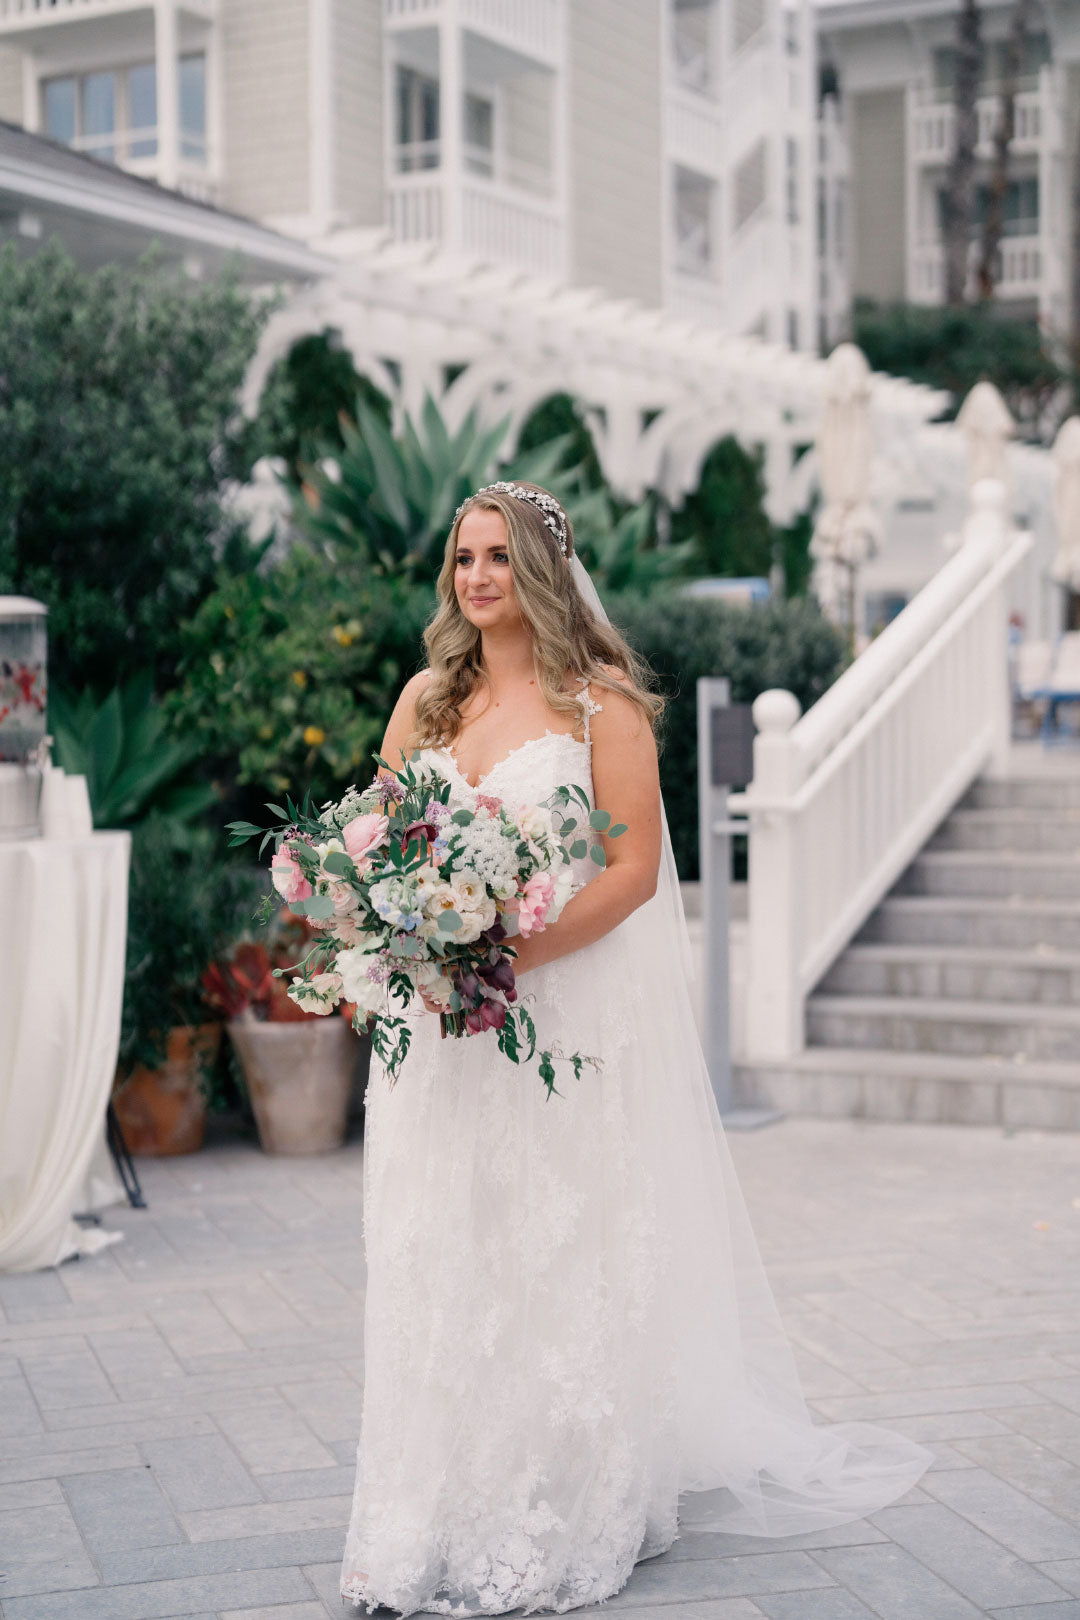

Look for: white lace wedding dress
[341,691,931,1616]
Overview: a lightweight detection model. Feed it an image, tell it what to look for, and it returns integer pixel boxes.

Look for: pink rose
[342,812,389,864]
[271,843,312,904]
[517,872,556,938]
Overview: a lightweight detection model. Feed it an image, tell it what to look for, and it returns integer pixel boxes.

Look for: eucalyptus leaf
[569,839,587,860]
[589,809,612,831]
[439,910,463,933]
[589,845,607,867]
[304,893,337,918]
[322,849,354,877]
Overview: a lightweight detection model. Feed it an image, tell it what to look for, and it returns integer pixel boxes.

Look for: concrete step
[963,776,1080,811]
[896,850,1080,901]
[928,807,1080,853]
[734,1046,1080,1130]
[807,992,1080,1062]
[858,895,1080,951]
[818,942,1080,1004]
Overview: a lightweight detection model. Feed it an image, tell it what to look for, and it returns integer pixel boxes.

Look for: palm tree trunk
[943,0,982,306]
[977,0,1036,299]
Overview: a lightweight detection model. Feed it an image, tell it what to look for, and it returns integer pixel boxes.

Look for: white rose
[426,883,460,920]
[287,971,343,1015]
[518,805,555,845]
[337,947,385,1014]
[412,861,443,895]
[413,959,453,1007]
[547,866,576,924]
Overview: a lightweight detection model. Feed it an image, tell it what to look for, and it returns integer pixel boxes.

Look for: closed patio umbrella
[811,343,881,648]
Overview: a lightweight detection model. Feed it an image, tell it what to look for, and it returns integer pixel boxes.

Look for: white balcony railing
[667,86,723,175]
[0,0,213,28]
[911,233,1043,302]
[733,482,1032,1062]
[911,87,1044,164]
[384,0,560,63]
[387,170,564,277]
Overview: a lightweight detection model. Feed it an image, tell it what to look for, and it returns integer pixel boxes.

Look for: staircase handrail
[732,479,1034,1062]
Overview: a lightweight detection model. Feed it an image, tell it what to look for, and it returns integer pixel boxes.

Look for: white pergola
[242,227,949,525]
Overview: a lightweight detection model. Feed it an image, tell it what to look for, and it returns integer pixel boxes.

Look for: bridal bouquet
[226,752,626,1094]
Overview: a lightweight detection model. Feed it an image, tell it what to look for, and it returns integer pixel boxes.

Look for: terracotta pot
[228,1018,355,1155]
[113,1023,220,1157]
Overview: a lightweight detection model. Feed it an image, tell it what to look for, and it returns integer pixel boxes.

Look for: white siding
[569,0,663,305]
[220,0,310,224]
[333,0,383,228]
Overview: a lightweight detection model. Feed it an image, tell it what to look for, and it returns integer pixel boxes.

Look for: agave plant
[50,672,217,829]
[293,389,679,593]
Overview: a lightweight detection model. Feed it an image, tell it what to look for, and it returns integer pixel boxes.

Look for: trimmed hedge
[607,592,847,878]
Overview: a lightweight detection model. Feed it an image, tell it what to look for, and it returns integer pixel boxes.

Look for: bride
[341,480,931,1616]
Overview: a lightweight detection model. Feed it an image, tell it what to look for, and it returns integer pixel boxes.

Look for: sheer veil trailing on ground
[568,551,932,1537]
[342,553,931,1616]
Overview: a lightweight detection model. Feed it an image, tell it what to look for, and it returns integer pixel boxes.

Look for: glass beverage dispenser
[0,597,48,839]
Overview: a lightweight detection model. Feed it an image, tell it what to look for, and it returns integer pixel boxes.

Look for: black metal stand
[106,1101,147,1210]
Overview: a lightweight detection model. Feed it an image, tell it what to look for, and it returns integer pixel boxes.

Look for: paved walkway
[3,1117,1080,1620]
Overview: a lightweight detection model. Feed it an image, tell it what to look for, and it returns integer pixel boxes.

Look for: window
[733,0,765,54]
[787,308,799,349]
[41,57,206,168]
[783,6,799,56]
[128,62,156,158]
[43,77,75,145]
[785,136,799,225]
[674,165,715,277]
[395,64,440,171]
[179,54,206,162]
[673,0,713,93]
[733,139,766,230]
[936,175,1039,239]
[464,91,494,177]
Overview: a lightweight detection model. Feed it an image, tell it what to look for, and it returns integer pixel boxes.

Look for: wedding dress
[341,681,932,1616]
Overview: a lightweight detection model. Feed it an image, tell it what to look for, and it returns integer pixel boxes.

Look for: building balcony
[910,233,1043,303]
[666,83,722,175]
[910,85,1045,166]
[387,166,565,278]
[384,0,560,67]
[0,0,214,40]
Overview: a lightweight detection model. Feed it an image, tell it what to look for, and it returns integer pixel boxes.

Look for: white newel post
[742,689,804,1062]
[154,0,180,191]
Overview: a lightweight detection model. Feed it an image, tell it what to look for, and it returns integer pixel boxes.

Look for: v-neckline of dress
[436,730,589,792]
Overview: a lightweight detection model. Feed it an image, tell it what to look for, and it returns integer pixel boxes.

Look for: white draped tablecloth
[0,830,130,1272]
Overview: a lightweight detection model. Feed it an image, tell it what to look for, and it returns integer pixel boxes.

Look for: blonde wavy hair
[411,482,663,748]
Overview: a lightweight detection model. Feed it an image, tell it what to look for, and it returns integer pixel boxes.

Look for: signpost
[696,678,783,1130]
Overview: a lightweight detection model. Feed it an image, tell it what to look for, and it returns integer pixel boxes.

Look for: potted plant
[113,816,260,1156]
[204,912,362,1155]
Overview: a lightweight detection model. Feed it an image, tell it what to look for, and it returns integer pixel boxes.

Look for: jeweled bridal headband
[455,482,570,557]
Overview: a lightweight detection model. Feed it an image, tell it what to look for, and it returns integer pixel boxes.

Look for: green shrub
[0,243,269,694]
[607,591,847,878]
[167,548,434,811]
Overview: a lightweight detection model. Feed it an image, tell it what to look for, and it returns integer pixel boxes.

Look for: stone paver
[2,1117,1080,1619]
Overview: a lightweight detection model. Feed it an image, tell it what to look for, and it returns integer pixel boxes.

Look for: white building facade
[816,0,1080,342]
[0,0,820,348]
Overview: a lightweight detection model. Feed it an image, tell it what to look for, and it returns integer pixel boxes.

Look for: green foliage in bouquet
[51,673,216,829]
[166,552,435,807]
[608,591,847,879]
[122,816,264,1076]
[0,243,270,694]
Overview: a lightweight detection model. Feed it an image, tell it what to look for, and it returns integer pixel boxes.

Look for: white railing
[910,87,1044,162]
[667,85,723,173]
[911,234,1043,302]
[384,0,560,62]
[732,481,1032,1061]
[387,171,564,275]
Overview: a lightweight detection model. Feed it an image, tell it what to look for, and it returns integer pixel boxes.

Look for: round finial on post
[969,478,1006,516]
[753,689,802,734]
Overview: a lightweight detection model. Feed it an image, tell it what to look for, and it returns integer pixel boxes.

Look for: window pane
[464,92,493,175]
[43,77,76,144]
[83,71,116,162]
[128,62,157,158]
[179,53,206,161]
